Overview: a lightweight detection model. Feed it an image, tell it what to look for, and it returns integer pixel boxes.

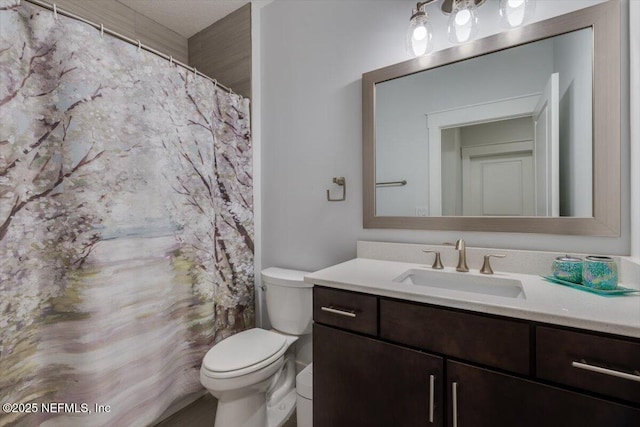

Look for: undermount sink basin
[393,269,525,299]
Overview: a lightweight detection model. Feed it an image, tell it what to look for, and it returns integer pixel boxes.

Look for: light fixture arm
[411,0,437,20]
[442,0,486,14]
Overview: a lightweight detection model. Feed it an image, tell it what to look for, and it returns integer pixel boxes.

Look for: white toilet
[200,267,312,427]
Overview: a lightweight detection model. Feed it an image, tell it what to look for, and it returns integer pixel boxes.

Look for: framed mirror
[363,0,620,236]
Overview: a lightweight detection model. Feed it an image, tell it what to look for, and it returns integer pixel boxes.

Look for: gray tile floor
[155,394,297,427]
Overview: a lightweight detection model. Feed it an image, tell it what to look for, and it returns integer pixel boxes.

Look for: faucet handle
[480,254,506,275]
[422,250,444,269]
[443,240,465,249]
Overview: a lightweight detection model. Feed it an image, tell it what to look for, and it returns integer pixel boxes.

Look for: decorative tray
[540,275,640,296]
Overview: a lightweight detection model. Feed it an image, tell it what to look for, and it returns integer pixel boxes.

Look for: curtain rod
[21,0,238,97]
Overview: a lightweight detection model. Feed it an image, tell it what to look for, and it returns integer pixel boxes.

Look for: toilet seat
[202,328,289,379]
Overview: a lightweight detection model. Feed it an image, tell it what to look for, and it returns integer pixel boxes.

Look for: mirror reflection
[375,28,593,218]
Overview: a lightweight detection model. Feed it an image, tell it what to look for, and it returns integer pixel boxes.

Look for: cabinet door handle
[452,382,458,427]
[572,360,640,382]
[428,374,435,423]
[320,306,356,318]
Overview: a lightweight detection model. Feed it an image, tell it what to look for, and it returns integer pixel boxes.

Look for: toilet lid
[202,328,287,374]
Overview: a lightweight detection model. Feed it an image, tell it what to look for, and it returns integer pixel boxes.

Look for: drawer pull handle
[452,381,458,427]
[428,374,435,423]
[321,306,356,318]
[572,360,640,382]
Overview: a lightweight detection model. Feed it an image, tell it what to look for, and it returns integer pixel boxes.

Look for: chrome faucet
[445,239,469,272]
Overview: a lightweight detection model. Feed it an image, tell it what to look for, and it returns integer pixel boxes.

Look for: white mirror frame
[363,0,620,236]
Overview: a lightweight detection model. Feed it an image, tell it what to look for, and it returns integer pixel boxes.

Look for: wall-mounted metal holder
[376,180,407,187]
[326,177,346,202]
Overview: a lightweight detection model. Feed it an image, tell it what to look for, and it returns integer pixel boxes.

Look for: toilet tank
[261,267,312,335]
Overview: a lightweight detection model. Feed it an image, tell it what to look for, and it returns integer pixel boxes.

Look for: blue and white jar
[582,256,618,290]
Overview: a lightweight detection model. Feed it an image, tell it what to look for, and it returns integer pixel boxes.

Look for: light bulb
[500,0,535,28]
[413,25,427,41]
[448,0,478,44]
[507,8,525,27]
[455,9,471,26]
[406,6,433,57]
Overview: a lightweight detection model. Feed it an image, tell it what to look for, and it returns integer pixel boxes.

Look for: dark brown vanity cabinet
[312,286,640,427]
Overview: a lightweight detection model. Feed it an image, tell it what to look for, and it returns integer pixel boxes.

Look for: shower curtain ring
[137,40,141,52]
[100,24,104,39]
[213,79,218,89]
[53,3,58,19]
[193,67,197,76]
[169,55,173,66]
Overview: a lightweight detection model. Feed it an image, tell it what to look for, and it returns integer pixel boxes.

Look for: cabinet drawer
[537,326,640,405]
[313,287,378,335]
[380,299,530,375]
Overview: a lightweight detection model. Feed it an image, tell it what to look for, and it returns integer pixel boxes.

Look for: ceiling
[117,0,250,38]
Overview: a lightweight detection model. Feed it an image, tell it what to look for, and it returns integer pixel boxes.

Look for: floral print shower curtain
[0,1,254,425]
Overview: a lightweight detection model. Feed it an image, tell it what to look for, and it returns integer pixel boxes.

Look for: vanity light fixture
[406,1,436,56]
[406,0,536,57]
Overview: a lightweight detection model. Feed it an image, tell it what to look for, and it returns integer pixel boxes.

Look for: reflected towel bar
[376,180,407,187]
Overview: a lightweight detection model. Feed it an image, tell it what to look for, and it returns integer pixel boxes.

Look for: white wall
[251,1,267,326]
[258,0,632,276]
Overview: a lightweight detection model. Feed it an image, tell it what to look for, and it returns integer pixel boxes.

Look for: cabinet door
[447,361,640,427]
[314,324,443,427]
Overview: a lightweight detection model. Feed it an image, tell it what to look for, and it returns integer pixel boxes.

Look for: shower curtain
[0,1,254,426]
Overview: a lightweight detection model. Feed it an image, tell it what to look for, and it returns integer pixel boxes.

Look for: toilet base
[214,389,268,427]
[267,389,297,427]
[266,352,298,427]
[212,383,297,427]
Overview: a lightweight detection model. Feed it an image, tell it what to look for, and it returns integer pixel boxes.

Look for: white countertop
[304,258,640,339]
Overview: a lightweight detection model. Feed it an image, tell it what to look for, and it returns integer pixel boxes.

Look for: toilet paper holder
[326,177,346,202]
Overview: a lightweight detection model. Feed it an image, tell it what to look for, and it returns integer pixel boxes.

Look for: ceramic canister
[582,256,618,290]
[552,255,583,283]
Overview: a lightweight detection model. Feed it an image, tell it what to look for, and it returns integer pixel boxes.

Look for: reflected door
[462,142,534,216]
